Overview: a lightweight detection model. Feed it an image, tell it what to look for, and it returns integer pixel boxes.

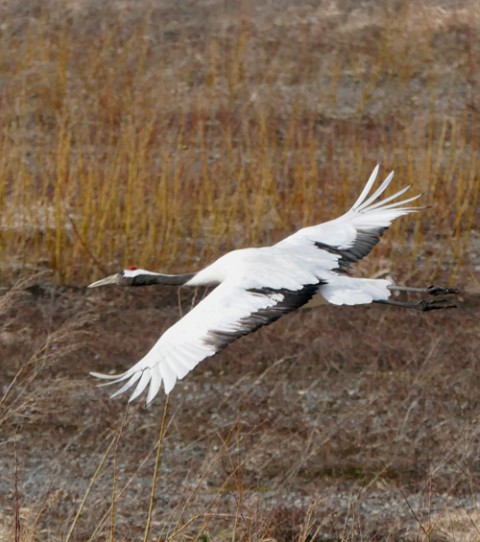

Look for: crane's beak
[88,273,121,288]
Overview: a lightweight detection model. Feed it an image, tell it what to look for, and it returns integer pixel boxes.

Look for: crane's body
[89,166,458,404]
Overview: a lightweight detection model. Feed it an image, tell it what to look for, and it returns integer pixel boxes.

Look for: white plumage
[89,166,427,403]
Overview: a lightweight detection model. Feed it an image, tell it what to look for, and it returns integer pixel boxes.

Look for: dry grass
[0,274,95,542]
[0,0,479,284]
[1,1,480,541]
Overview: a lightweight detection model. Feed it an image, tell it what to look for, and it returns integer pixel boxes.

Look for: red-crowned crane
[88,166,458,404]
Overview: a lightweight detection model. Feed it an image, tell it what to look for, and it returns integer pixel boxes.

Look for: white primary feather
[276,165,421,251]
[92,166,421,403]
[94,281,303,400]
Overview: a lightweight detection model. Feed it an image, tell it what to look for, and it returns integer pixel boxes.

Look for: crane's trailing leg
[378,284,460,311]
[375,298,457,311]
[388,285,460,296]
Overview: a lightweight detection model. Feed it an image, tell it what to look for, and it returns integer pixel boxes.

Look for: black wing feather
[315,227,387,271]
[204,282,324,351]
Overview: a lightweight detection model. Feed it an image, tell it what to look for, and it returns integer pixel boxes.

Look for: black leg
[388,284,460,296]
[375,298,457,311]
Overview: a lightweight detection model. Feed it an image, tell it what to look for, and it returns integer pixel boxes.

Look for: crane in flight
[88,166,458,404]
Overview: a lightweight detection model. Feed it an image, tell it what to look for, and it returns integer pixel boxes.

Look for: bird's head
[88,266,152,288]
[88,266,196,288]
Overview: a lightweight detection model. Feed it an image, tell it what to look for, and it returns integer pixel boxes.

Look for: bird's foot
[426,285,461,296]
[414,298,457,312]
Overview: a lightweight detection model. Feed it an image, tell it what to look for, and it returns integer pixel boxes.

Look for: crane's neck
[125,271,196,286]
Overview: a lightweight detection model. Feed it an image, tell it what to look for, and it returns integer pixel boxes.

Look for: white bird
[88,166,457,404]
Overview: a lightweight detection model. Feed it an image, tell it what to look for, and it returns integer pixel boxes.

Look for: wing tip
[351,164,381,211]
[91,366,174,404]
[90,371,129,389]
[90,371,122,380]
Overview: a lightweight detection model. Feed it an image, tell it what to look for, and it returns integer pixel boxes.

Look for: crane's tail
[319,277,392,305]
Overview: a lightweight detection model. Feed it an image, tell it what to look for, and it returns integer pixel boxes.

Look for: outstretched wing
[91,280,321,403]
[276,165,421,269]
